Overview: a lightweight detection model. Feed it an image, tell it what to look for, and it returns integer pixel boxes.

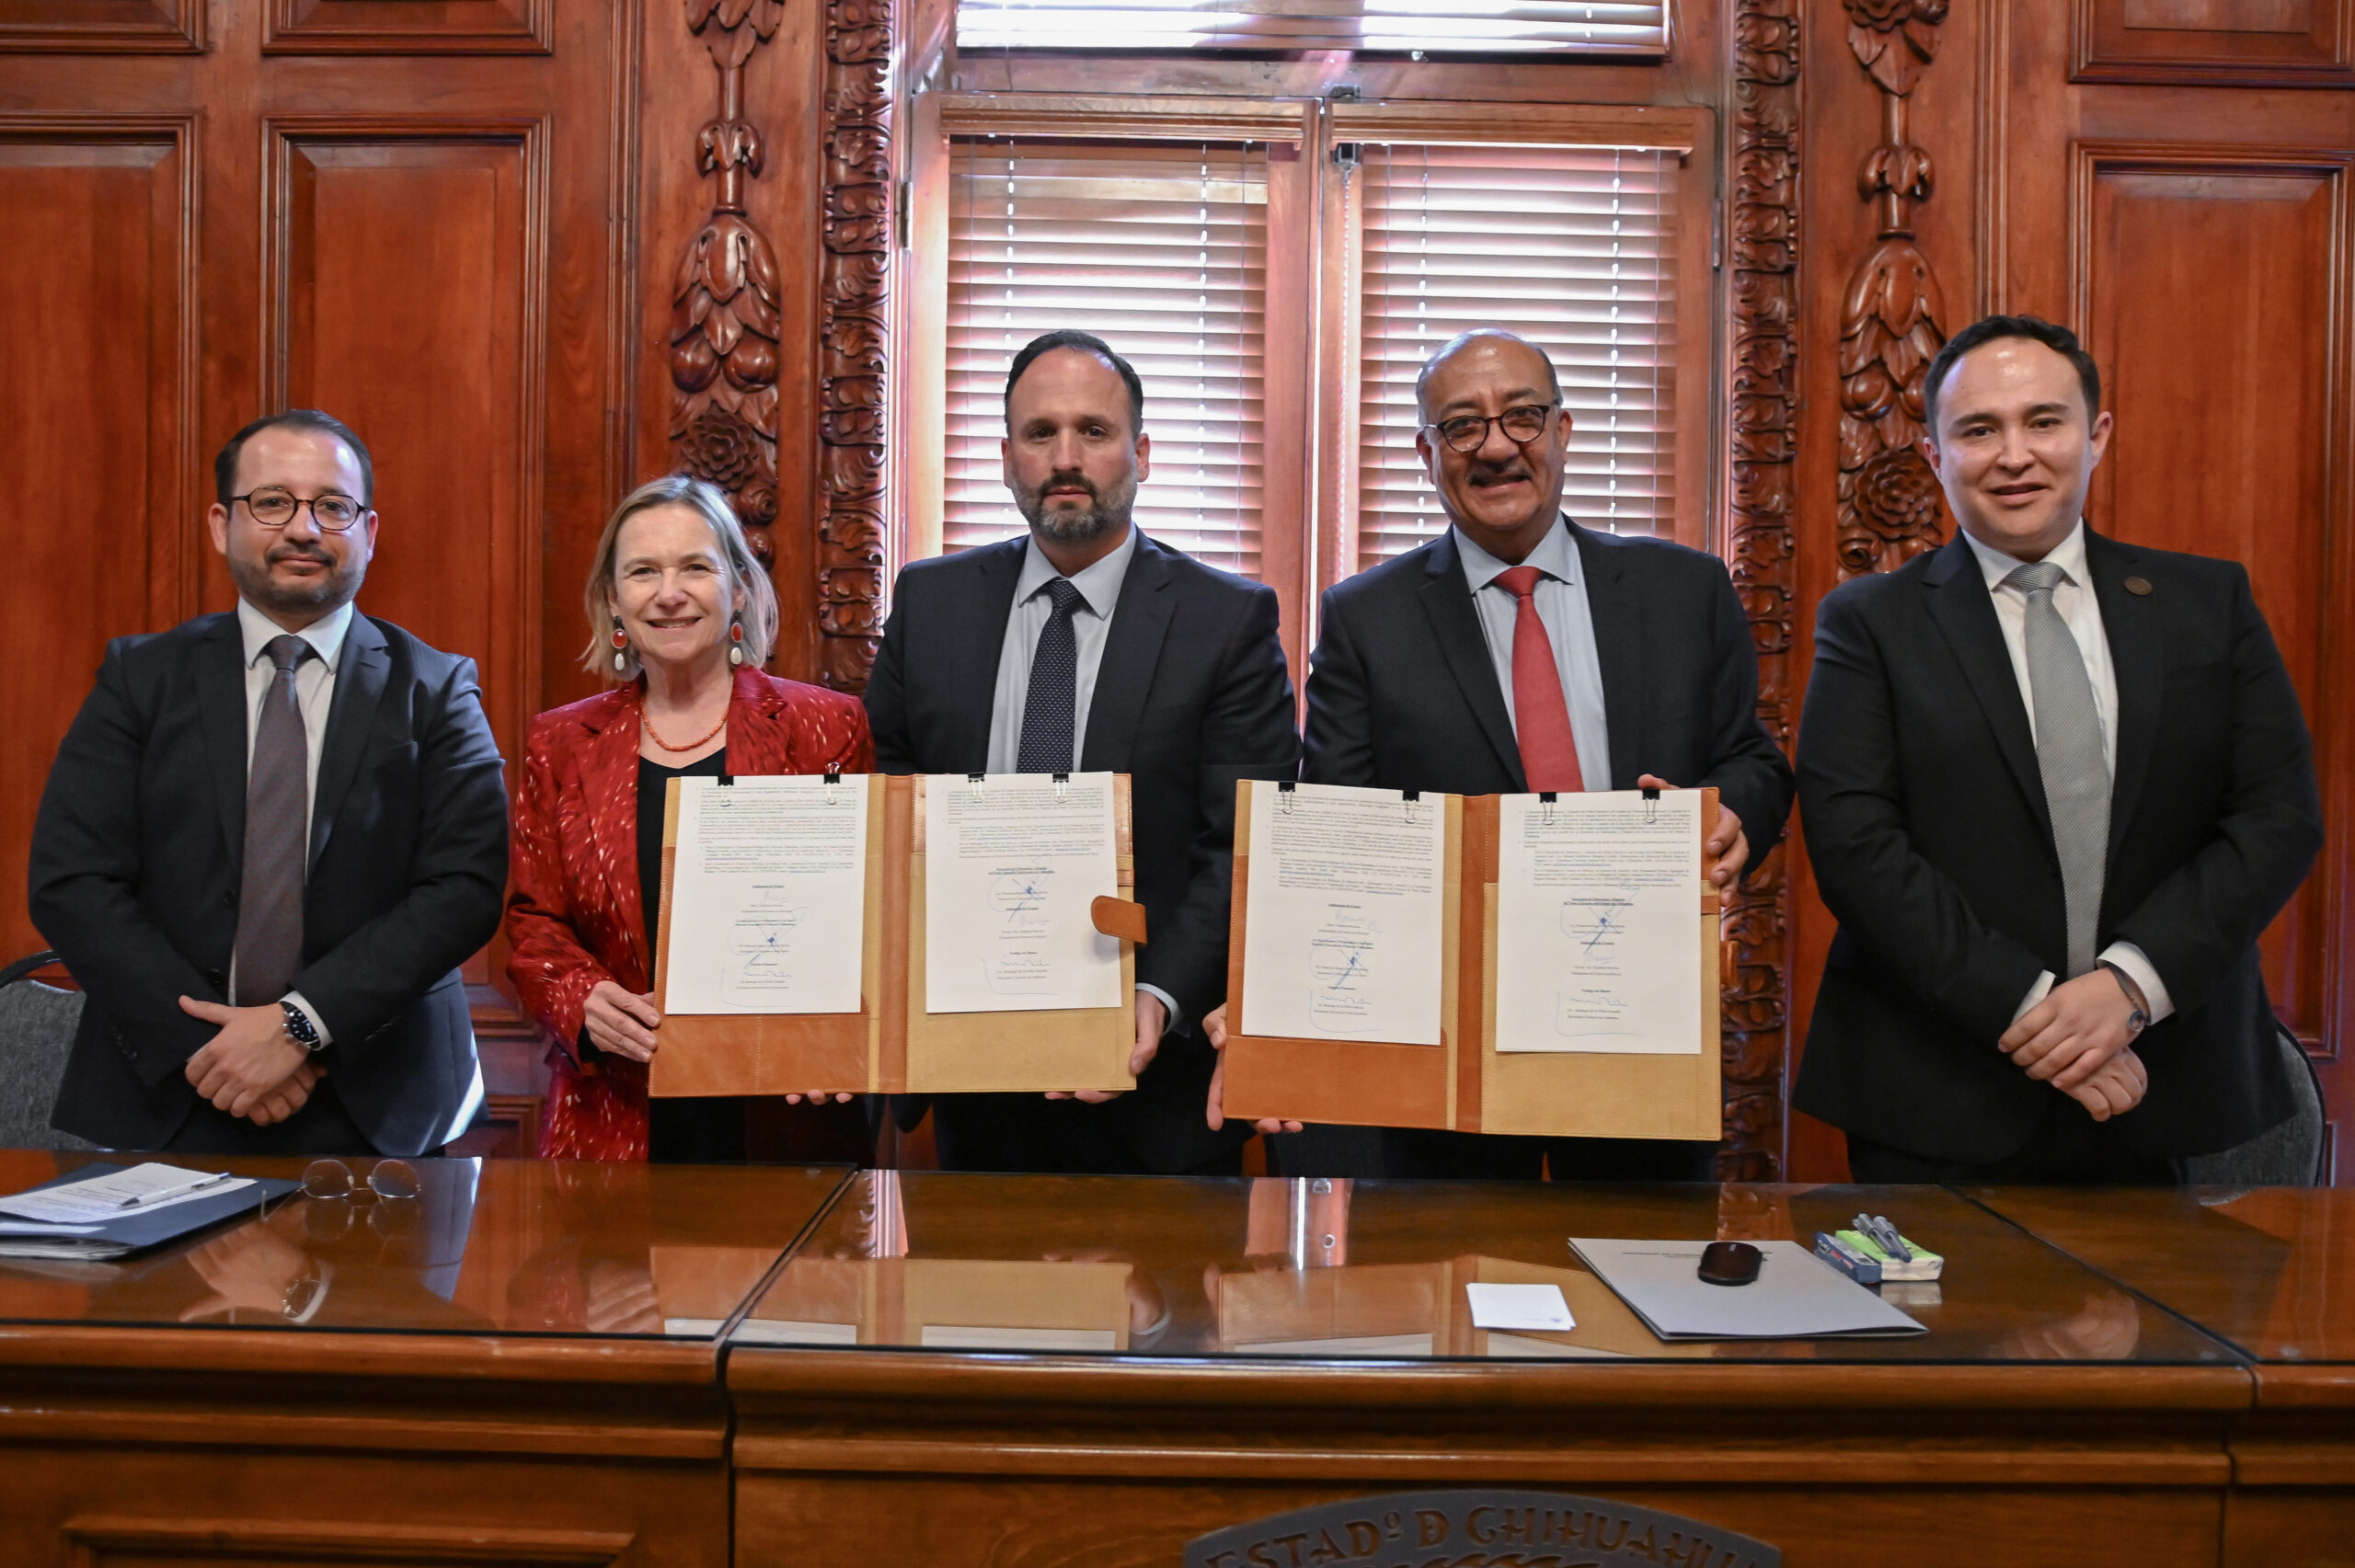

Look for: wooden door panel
[0,121,194,962]
[267,123,546,768]
[0,0,203,52]
[262,0,551,54]
[2074,0,2355,85]
[2072,143,2354,1173]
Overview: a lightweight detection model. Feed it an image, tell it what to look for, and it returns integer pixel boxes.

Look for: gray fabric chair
[0,950,96,1150]
[2184,1025,2327,1187]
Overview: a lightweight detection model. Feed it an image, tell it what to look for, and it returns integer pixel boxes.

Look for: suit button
[204,967,226,989]
[222,888,236,909]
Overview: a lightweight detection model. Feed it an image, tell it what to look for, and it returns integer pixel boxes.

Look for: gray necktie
[2006,561,2109,978]
[235,635,312,1004]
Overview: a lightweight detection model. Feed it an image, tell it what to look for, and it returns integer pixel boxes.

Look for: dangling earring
[610,614,629,675]
[728,615,745,668]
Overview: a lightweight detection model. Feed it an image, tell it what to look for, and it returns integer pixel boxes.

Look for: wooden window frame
[901,93,1717,680]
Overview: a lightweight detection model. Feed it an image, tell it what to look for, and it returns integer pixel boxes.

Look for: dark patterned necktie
[1016,578,1084,773]
[235,634,312,1003]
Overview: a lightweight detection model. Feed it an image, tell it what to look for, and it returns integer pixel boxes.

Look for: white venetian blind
[945,141,1269,577]
[1351,142,1679,568]
[956,0,1667,54]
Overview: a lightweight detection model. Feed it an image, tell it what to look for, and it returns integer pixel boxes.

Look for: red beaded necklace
[642,708,727,753]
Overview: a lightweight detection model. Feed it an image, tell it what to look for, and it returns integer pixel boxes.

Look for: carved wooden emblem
[1186,1492,1780,1568]
[672,0,787,572]
[1835,0,1954,578]
[1722,0,1804,1179]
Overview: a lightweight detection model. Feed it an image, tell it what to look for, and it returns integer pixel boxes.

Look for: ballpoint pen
[117,1172,235,1209]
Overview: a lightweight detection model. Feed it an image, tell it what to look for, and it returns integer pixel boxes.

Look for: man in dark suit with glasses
[30,408,508,1155]
[1212,328,1791,1180]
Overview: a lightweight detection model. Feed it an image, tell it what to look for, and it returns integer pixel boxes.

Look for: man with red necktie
[1223,329,1792,1180]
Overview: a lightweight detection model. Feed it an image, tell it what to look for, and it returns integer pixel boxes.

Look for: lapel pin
[2124,576,2154,596]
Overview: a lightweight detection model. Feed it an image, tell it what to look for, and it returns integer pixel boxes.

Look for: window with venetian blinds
[955,0,1667,55]
[1350,142,1680,569]
[945,141,1270,578]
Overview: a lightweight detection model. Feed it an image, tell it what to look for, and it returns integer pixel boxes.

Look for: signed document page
[662,776,868,1015]
[925,773,1121,1014]
[1495,790,1701,1054]
[1240,783,1446,1045]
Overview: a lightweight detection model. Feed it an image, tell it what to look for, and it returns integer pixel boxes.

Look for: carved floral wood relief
[671,0,787,574]
[1835,0,1954,578]
[815,0,891,693]
[1726,0,1801,1179]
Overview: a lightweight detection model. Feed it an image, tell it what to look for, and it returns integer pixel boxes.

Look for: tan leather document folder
[1221,779,1728,1139]
[650,773,1141,1097]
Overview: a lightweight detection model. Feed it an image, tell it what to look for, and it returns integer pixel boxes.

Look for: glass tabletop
[1966,1185,2355,1364]
[0,1151,850,1339]
[735,1172,2240,1364]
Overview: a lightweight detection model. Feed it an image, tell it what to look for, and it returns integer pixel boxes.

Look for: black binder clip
[1538,789,1558,825]
[823,768,842,805]
[717,773,734,787]
[1052,769,1070,802]
[1277,779,1296,814]
[967,771,986,799]
[1641,784,1660,822]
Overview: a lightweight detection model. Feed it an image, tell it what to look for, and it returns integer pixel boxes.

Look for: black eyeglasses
[1424,404,1558,454]
[233,488,369,532]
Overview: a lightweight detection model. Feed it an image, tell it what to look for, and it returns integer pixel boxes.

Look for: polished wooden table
[0,1151,846,1568]
[1968,1185,2355,1568]
[726,1173,2258,1568]
[3,1160,2346,1568]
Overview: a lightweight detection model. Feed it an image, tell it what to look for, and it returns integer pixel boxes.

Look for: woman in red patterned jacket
[506,475,871,1160]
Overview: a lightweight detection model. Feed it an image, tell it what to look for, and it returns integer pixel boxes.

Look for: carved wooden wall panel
[0,0,203,52]
[1833,0,1955,579]
[267,123,546,767]
[2074,0,2355,86]
[263,0,551,53]
[1724,0,1801,1179]
[0,120,194,962]
[2073,144,2353,1153]
[816,0,891,693]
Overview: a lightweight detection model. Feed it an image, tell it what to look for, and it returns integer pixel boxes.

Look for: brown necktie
[234,635,312,1004]
[1494,565,1585,793]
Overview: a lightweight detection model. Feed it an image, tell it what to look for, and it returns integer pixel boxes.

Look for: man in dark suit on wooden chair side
[1794,315,2323,1181]
[30,409,509,1156]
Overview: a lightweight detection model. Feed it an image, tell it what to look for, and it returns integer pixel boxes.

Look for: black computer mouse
[1697,1241,1763,1287]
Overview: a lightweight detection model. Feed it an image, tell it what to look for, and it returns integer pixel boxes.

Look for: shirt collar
[1966,518,2090,594]
[237,598,355,673]
[1014,521,1141,619]
[1453,514,1580,593]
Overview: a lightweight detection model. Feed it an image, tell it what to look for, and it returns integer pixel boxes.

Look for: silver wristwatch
[280,1001,326,1053]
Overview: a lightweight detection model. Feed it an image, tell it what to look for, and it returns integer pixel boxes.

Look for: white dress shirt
[981,525,1179,1032]
[233,597,353,1040]
[1959,521,2174,1024]
[1453,516,1614,790]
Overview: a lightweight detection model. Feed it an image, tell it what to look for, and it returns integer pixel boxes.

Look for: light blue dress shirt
[1453,516,1614,791]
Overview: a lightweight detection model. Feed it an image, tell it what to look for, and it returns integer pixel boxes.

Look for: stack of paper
[0,1163,285,1260]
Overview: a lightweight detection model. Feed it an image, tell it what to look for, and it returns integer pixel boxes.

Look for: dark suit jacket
[1792,530,2323,1162]
[863,530,1302,1173]
[1304,522,1793,869]
[30,611,510,1155]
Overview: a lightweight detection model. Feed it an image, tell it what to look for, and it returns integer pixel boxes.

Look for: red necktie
[1494,565,1584,792]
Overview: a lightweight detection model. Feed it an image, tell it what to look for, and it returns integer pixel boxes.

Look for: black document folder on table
[0,1164,300,1260]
